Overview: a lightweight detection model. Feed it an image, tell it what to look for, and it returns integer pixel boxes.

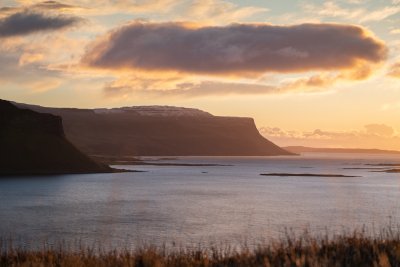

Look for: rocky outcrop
[0,100,113,175]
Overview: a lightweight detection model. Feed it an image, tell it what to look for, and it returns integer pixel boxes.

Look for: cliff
[15,103,293,157]
[0,100,113,175]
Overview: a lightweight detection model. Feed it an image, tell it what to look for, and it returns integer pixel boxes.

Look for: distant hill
[15,103,292,157]
[94,106,212,117]
[284,146,400,155]
[0,100,113,175]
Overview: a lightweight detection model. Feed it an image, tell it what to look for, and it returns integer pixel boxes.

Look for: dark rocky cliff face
[16,103,293,157]
[0,100,112,175]
[1,100,64,136]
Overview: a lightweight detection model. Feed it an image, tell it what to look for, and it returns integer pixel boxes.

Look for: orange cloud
[183,0,268,24]
[82,22,387,77]
[18,52,44,66]
[364,124,394,137]
[102,72,344,98]
[388,62,400,78]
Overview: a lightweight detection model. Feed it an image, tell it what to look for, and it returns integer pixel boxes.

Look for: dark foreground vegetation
[1,230,400,267]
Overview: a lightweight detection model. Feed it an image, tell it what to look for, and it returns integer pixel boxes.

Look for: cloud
[0,14,85,98]
[18,52,44,66]
[388,62,400,78]
[382,101,400,111]
[13,0,265,21]
[364,124,394,137]
[361,6,400,22]
[103,72,341,98]
[0,32,79,93]
[104,80,276,98]
[183,0,268,24]
[0,50,62,92]
[390,29,400,34]
[302,1,400,23]
[82,22,386,77]
[12,0,179,16]
[0,10,83,38]
[260,124,400,150]
[31,1,78,10]
[86,21,386,98]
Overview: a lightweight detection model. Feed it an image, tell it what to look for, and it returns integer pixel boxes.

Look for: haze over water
[0,153,399,249]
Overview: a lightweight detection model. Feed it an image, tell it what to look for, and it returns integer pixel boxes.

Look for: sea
[0,152,399,250]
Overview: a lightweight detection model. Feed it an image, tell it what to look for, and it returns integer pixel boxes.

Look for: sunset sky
[1,0,399,149]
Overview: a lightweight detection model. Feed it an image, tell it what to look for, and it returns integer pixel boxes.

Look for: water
[0,153,399,249]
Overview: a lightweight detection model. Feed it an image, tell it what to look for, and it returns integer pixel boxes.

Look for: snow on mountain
[94,106,212,117]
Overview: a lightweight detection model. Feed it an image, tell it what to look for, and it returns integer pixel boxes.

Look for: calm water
[0,153,399,249]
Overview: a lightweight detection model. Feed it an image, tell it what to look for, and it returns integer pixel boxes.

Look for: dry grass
[1,229,400,267]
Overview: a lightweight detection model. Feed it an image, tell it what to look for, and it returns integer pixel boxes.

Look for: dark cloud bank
[0,10,82,37]
[83,22,387,75]
[33,1,77,10]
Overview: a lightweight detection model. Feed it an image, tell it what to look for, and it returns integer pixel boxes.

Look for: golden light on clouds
[18,52,44,66]
[388,62,400,78]
[0,0,399,149]
[79,21,388,100]
[82,22,386,76]
[260,124,400,150]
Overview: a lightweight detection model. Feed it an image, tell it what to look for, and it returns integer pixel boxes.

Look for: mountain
[284,146,400,155]
[94,106,212,117]
[0,100,113,175]
[15,103,292,157]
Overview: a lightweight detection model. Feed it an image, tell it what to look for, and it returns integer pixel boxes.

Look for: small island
[260,173,361,177]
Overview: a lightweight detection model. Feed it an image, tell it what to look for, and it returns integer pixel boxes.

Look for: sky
[0,0,399,150]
